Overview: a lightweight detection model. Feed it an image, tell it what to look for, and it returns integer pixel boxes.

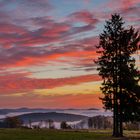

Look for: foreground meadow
[0,129,139,140]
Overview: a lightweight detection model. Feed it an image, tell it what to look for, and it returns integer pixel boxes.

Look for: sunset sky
[0,0,139,109]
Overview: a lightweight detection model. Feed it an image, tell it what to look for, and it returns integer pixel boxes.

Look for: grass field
[0,129,139,140]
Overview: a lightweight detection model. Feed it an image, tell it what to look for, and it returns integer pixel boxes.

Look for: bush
[4,116,23,128]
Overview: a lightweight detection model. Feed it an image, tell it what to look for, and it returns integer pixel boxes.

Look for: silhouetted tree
[96,14,140,137]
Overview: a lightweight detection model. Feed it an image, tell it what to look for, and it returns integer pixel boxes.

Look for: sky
[0,0,139,109]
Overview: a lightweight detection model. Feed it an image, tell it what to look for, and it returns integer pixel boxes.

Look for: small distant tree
[88,118,93,128]
[48,119,54,129]
[28,119,32,128]
[60,121,68,129]
[38,120,43,128]
[4,116,23,128]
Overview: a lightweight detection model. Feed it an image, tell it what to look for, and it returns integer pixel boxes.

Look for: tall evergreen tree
[96,14,140,137]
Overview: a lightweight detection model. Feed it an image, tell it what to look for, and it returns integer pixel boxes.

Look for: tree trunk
[118,44,123,137]
[119,100,123,137]
[113,86,120,137]
[113,46,120,137]
[119,73,123,136]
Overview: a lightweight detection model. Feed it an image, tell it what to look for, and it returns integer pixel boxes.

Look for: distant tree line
[87,116,140,130]
[88,116,112,129]
[0,116,139,130]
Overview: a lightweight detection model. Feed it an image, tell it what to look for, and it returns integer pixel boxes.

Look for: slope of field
[0,129,139,140]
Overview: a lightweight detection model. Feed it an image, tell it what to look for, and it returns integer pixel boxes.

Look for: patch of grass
[0,129,139,140]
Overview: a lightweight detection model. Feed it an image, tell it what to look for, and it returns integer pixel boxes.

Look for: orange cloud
[0,73,101,94]
[0,94,102,109]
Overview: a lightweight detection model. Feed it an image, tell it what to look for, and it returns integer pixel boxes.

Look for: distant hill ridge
[0,108,99,115]
[12,112,88,123]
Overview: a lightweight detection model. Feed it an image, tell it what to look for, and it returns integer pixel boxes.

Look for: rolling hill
[15,112,88,123]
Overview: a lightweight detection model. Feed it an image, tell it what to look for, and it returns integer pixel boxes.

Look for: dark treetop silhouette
[96,14,140,137]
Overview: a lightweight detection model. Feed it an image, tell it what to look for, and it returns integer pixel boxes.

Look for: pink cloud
[42,23,71,37]
[69,10,99,25]
[0,23,27,34]
[0,35,99,69]
[119,0,140,9]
